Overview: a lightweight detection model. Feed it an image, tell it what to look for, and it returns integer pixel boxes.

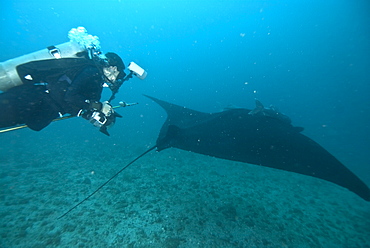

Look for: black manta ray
[147,95,370,201]
[59,95,370,218]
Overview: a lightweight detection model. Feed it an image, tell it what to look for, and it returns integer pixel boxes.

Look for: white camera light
[128,62,147,80]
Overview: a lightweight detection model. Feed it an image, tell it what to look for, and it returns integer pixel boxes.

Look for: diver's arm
[64,66,119,135]
[64,66,103,115]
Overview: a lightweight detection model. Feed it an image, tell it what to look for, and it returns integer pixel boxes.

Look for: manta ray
[59,95,370,218]
[147,95,370,201]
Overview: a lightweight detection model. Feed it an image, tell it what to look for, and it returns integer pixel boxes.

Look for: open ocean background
[1,0,369,247]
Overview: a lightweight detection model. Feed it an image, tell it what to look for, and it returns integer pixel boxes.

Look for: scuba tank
[0,27,101,92]
[0,41,85,91]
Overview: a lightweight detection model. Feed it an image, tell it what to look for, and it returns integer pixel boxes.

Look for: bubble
[68,26,101,51]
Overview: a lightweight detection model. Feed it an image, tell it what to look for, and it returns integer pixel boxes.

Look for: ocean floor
[1,137,370,248]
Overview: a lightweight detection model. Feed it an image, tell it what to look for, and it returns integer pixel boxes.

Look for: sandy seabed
[1,141,369,248]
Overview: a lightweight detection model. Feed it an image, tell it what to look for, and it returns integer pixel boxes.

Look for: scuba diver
[0,27,147,135]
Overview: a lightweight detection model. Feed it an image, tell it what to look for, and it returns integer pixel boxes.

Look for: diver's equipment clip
[47,46,62,59]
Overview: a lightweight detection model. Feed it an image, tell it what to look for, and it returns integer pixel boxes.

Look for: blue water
[1,0,370,247]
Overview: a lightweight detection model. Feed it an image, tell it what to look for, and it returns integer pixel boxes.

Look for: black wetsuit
[0,58,104,131]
